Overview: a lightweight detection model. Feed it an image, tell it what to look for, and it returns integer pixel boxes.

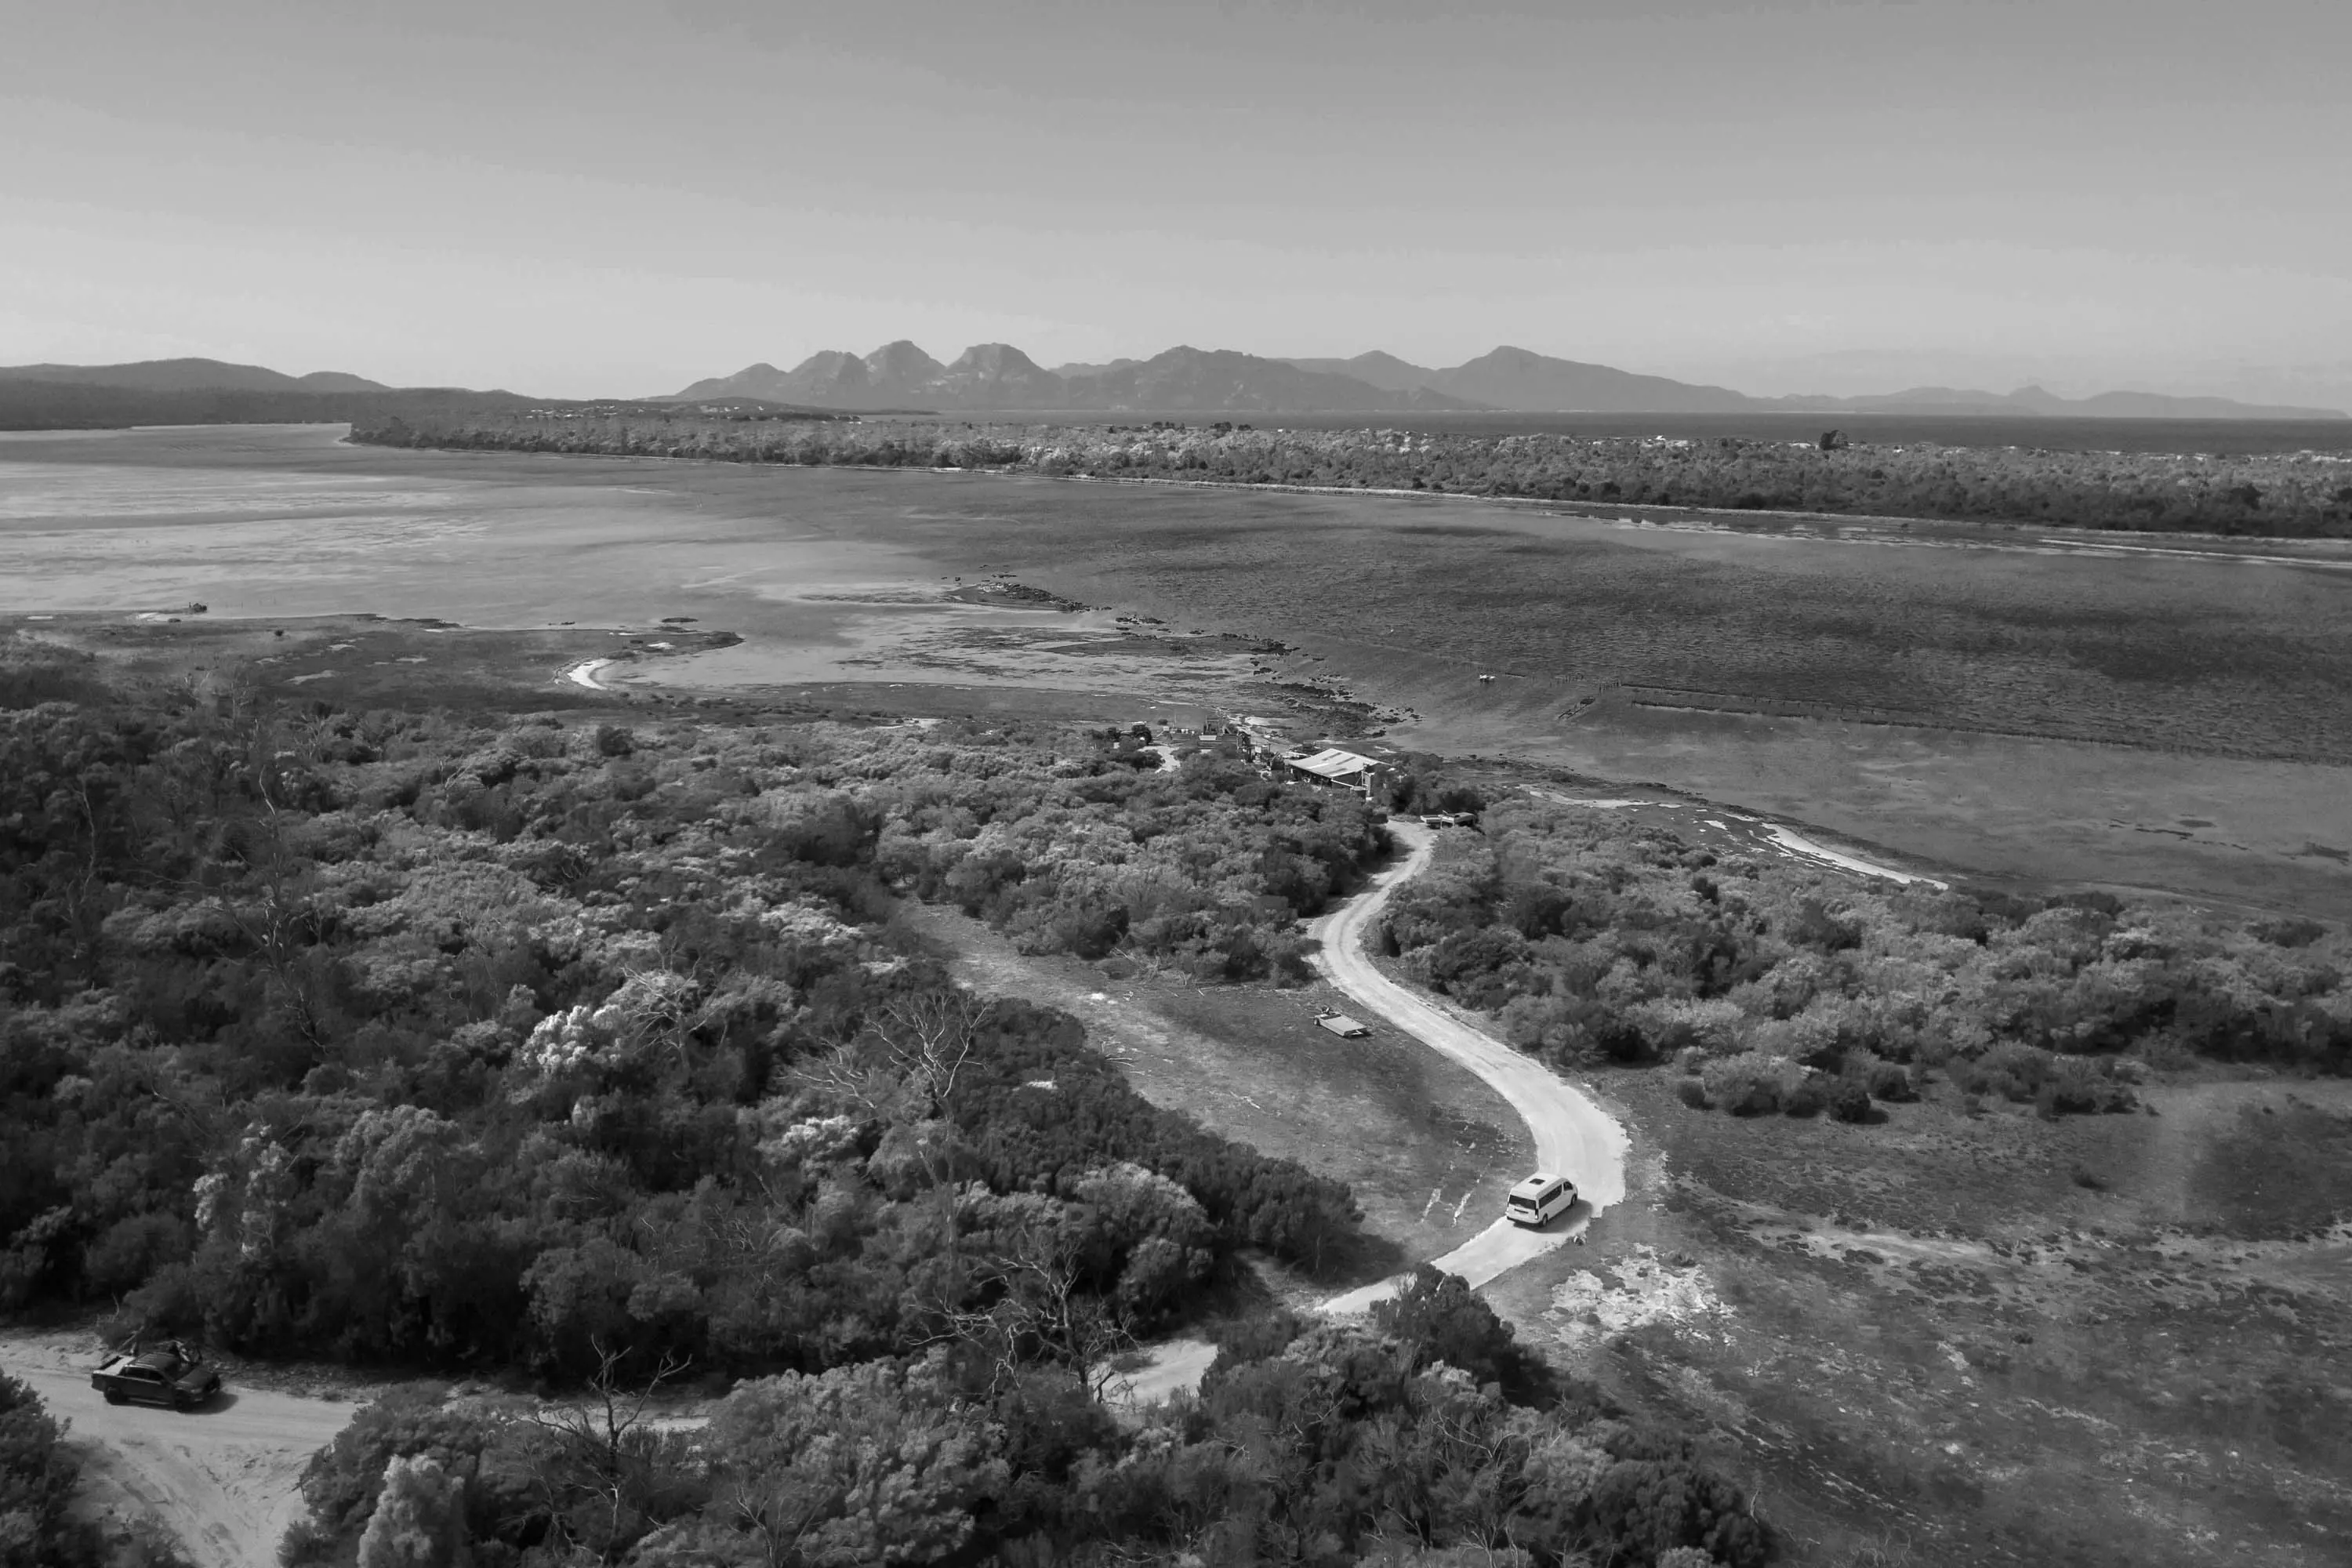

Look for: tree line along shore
[353,412,2352,538]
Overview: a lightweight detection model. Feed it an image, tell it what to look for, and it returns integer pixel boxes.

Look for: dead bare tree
[873,990,987,1119]
[936,1210,1137,1400]
[522,1338,695,1563]
[789,1040,916,1121]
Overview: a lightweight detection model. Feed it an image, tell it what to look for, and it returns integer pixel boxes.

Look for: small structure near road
[1283,746,1388,797]
[1315,1009,1372,1038]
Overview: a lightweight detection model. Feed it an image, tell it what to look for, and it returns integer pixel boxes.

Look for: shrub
[1958,1041,2056,1103]
[1371,1265,1555,1405]
[1699,1051,1812,1116]
[281,1388,506,1565]
[0,1371,104,1567]
[1840,1050,1915,1104]
[2048,1054,2139,1115]
[1781,1072,1830,1118]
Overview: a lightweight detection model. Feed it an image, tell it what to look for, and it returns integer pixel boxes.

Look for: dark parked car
[91,1343,221,1410]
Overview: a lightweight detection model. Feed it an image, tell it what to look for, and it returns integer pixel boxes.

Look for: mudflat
[5,423,2347,917]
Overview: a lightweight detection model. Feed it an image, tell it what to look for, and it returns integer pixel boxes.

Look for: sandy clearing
[0,1335,355,1568]
[564,656,615,690]
[1313,822,1630,1314]
[1107,1339,1219,1407]
[1545,1243,1730,1348]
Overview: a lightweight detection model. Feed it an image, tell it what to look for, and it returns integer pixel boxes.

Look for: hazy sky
[5,0,2347,399]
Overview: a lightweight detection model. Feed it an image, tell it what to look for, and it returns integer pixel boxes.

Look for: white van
[1506,1172,1577,1228]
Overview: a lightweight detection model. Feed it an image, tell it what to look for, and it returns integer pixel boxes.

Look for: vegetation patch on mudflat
[1506,1069,2352,1568]
[355,410,2352,537]
[1400,793,2352,1563]
[1377,798,2350,1096]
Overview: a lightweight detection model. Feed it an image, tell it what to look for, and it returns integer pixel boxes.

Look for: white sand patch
[1762,824,1947,887]
[1546,1243,1729,1345]
[1107,1338,1218,1407]
[565,658,615,690]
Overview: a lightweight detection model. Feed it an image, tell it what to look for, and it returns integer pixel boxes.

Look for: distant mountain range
[671,343,2347,419]
[670,343,1485,414]
[3,350,2339,426]
[1283,347,1761,414]
[0,358,393,394]
[0,359,554,433]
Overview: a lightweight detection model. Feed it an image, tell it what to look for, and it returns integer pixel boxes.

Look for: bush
[1371,1265,1555,1405]
[1699,1051,1811,1117]
[1857,1054,1917,1102]
[282,1388,506,1565]
[0,1371,101,1568]
[1948,1042,2132,1113]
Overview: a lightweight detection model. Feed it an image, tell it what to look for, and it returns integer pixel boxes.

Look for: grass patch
[1486,1067,2352,1566]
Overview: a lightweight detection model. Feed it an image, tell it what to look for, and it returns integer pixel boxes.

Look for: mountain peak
[937,343,1063,406]
[1439,347,1751,412]
[948,343,1046,373]
[863,340,945,378]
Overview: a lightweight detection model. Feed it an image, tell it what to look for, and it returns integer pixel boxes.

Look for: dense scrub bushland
[0,644,1392,1380]
[1,644,1769,1567]
[275,1269,1767,1568]
[354,412,2352,537]
[1382,802,2351,1119]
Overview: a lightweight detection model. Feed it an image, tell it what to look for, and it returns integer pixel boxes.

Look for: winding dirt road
[1312,822,1630,1312]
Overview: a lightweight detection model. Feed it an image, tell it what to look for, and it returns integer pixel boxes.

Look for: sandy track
[1311,822,1629,1313]
[1106,1338,1219,1407]
[1,1335,354,1568]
